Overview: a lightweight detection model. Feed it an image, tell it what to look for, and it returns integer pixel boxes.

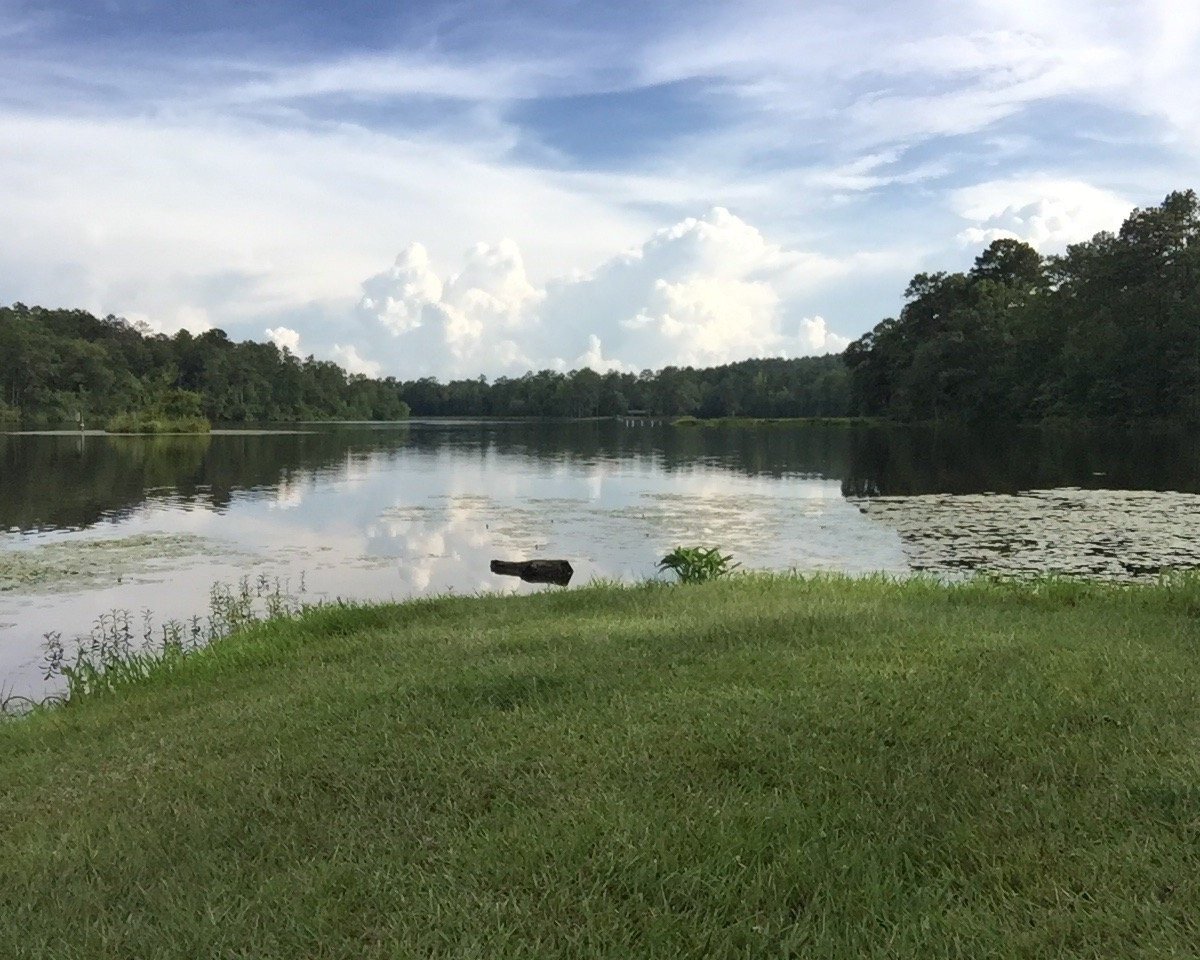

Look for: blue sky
[2,0,1196,377]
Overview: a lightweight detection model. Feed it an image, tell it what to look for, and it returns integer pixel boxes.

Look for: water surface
[2,420,1197,699]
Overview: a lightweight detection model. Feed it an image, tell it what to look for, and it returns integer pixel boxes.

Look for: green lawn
[2,575,1199,958]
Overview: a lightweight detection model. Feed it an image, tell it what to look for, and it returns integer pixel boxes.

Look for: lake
[2,420,1199,700]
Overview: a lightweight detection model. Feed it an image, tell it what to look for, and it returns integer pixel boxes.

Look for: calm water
[2,420,1198,699]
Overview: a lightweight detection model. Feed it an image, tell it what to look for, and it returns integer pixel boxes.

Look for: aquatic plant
[657,545,740,584]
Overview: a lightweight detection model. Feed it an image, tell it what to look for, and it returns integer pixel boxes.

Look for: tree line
[0,305,412,425]
[396,356,849,418]
[0,303,851,424]
[3,188,1197,427]
[845,190,1200,424]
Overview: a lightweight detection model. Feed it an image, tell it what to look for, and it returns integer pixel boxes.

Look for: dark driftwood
[490,559,574,586]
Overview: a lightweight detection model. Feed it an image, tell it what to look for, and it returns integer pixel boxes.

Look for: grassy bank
[2,574,1199,958]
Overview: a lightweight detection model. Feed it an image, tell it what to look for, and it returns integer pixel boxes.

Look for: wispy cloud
[223,53,571,106]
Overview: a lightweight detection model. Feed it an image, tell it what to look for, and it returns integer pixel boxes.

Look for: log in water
[490,559,574,586]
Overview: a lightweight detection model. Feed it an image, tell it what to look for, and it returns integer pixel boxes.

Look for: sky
[2,0,1197,379]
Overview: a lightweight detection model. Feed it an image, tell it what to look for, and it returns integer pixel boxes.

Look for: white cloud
[360,244,444,337]
[124,306,213,336]
[265,326,302,353]
[353,207,853,377]
[332,343,383,378]
[224,52,563,105]
[799,316,849,354]
[631,0,1200,209]
[620,274,781,367]
[3,0,1197,376]
[356,237,540,375]
[953,178,1134,250]
[571,335,626,373]
[0,109,655,335]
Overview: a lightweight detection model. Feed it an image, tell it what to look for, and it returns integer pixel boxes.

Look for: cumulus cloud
[800,316,848,353]
[332,343,383,378]
[953,178,1134,250]
[352,207,852,378]
[571,334,626,373]
[7,0,1193,377]
[265,326,302,354]
[357,238,539,375]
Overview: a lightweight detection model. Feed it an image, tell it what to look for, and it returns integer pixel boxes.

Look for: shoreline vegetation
[670,414,880,427]
[669,414,1197,429]
[845,190,1200,426]
[3,573,1199,956]
[104,412,212,434]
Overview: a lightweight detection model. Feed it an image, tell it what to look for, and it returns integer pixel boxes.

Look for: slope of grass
[2,574,1199,958]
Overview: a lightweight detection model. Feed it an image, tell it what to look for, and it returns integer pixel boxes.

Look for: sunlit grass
[2,573,1199,958]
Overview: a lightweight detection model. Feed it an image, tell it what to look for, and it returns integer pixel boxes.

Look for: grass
[2,573,1199,958]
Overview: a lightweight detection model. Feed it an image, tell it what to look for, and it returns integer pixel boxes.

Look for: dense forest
[0,303,850,424]
[3,189,1198,427]
[0,304,412,425]
[846,190,1200,424]
[397,355,849,418]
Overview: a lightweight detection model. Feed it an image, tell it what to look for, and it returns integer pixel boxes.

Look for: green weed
[39,574,308,704]
[658,545,741,583]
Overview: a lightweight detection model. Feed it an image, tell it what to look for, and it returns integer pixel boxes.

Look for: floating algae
[0,533,238,593]
[862,488,1200,581]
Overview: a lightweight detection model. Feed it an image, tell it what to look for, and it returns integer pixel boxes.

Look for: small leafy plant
[657,546,740,584]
